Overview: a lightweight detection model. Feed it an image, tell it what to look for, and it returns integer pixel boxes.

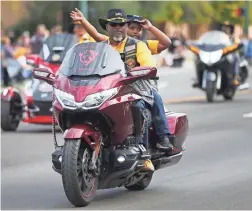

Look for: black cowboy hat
[99,9,133,31]
[127,15,143,23]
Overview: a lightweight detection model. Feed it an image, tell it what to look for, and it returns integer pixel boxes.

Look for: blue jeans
[152,90,170,137]
[234,54,239,77]
[135,90,170,147]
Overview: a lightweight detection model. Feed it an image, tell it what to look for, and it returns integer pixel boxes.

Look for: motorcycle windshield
[58,42,126,77]
[39,33,77,64]
[196,30,232,51]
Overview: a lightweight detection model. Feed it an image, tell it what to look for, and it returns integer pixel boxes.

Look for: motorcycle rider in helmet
[192,21,241,88]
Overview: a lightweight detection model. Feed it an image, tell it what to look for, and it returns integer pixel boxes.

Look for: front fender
[63,124,102,151]
[1,87,21,102]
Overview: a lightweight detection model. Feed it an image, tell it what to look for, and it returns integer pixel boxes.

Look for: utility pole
[245,1,250,36]
[62,1,79,33]
[80,0,88,19]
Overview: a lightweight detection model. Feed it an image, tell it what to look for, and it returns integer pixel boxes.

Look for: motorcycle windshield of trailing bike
[39,33,77,64]
[58,42,127,78]
[195,30,233,52]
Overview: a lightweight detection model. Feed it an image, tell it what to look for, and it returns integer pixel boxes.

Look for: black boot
[156,135,173,152]
[192,82,200,88]
[131,103,144,145]
[131,103,151,160]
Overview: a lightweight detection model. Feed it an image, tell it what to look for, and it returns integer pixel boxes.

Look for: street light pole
[80,0,88,19]
[245,0,250,36]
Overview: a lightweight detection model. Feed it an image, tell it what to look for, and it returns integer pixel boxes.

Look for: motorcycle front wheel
[61,139,98,207]
[223,88,235,101]
[206,80,216,103]
[1,100,20,131]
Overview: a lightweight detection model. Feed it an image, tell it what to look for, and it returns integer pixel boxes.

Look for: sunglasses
[109,22,126,27]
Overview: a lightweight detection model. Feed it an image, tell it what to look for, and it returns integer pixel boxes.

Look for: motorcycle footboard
[153,152,183,170]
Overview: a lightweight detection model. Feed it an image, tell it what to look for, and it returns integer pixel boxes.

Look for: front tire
[206,80,215,103]
[125,172,153,191]
[223,88,235,101]
[239,66,249,84]
[1,100,20,131]
[61,139,98,207]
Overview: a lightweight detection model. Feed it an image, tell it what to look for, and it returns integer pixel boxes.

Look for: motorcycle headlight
[54,88,118,110]
[54,89,77,109]
[82,88,118,109]
[199,50,223,65]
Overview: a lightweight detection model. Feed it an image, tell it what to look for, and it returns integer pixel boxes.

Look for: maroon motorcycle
[32,42,188,207]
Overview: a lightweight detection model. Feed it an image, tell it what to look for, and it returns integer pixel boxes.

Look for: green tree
[210,1,252,34]
[183,1,214,24]
[144,1,251,25]
[210,1,245,24]
[12,1,63,36]
[150,1,214,24]
[10,1,252,37]
[152,2,184,24]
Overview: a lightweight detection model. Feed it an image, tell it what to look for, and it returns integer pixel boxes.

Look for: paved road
[2,60,252,210]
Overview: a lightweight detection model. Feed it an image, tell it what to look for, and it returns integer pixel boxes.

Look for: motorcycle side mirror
[127,66,157,78]
[26,59,35,66]
[32,67,55,85]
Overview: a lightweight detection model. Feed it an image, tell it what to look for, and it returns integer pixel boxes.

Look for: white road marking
[243,112,252,118]
[238,83,251,91]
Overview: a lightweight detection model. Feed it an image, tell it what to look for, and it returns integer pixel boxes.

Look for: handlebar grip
[150,76,159,80]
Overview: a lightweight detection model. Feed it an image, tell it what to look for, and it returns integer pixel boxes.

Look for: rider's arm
[147,25,171,53]
[80,17,108,42]
[136,41,156,67]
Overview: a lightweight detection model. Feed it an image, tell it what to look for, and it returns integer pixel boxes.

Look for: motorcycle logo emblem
[79,50,98,66]
[52,54,60,61]
[126,58,136,69]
